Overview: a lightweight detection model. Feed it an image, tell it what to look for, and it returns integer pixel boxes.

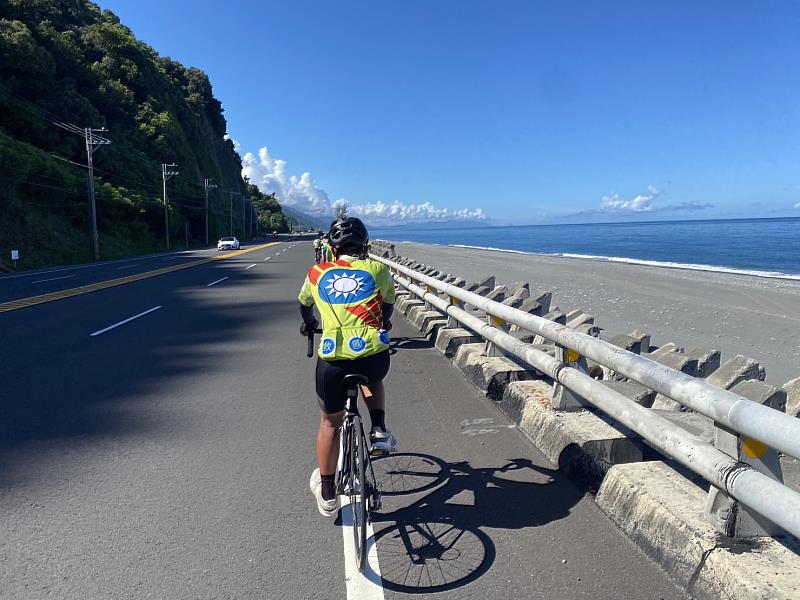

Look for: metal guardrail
[370,251,800,540]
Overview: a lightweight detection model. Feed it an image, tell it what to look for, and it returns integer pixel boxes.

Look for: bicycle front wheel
[349,415,368,571]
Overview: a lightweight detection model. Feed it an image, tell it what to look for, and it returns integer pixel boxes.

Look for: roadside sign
[11,250,19,261]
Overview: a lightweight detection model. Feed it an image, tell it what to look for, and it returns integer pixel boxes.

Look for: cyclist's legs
[363,381,385,412]
[317,410,344,476]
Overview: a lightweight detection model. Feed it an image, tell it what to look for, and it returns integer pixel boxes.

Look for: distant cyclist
[299,217,397,517]
[313,232,323,264]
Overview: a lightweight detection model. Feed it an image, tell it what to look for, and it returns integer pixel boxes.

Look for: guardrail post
[551,345,593,410]
[484,314,508,357]
[704,381,787,537]
[447,294,464,329]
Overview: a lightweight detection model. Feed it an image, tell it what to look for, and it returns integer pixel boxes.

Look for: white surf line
[32,274,75,284]
[90,306,162,337]
[206,276,229,287]
[245,263,257,270]
[340,497,385,599]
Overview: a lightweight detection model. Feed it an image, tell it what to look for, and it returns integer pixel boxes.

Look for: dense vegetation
[0,0,288,270]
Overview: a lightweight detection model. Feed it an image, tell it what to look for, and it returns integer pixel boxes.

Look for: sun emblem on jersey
[319,269,376,304]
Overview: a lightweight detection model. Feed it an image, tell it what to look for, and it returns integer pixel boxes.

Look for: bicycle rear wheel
[349,415,368,571]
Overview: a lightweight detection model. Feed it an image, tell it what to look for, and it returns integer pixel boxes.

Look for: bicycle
[306,329,382,572]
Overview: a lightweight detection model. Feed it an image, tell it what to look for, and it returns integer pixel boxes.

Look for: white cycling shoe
[309,468,339,517]
[369,428,398,455]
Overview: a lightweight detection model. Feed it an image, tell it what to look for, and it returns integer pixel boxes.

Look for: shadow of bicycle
[362,452,581,594]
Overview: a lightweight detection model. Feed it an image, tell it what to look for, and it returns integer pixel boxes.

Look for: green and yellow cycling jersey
[299,256,396,360]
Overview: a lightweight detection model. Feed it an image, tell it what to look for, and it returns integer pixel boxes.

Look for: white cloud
[601,186,660,213]
[795,202,800,209]
[339,199,486,224]
[239,144,486,224]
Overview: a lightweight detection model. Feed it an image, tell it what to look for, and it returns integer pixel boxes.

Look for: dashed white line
[32,275,75,284]
[117,263,138,269]
[264,257,271,261]
[245,263,257,270]
[90,306,162,337]
[206,276,229,287]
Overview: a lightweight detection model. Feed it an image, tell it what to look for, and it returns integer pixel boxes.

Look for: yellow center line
[0,242,279,314]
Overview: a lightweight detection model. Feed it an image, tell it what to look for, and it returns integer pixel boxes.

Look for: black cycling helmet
[328,217,369,249]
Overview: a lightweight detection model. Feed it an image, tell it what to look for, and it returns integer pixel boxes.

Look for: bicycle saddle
[343,374,369,386]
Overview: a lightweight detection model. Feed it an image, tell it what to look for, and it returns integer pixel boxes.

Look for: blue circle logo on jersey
[319,269,376,304]
[321,338,336,356]
[348,336,367,353]
[379,330,391,345]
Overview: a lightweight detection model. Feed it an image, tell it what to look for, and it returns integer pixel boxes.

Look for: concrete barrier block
[706,355,763,390]
[686,348,721,378]
[453,344,536,399]
[434,327,480,357]
[398,298,424,316]
[464,281,480,292]
[729,380,786,413]
[517,298,544,316]
[782,377,800,418]
[478,275,495,289]
[596,461,800,600]
[410,308,444,331]
[602,380,657,407]
[566,309,583,320]
[485,285,508,302]
[567,313,594,328]
[645,343,682,360]
[498,381,642,482]
[630,329,652,352]
[406,303,429,325]
[574,323,602,337]
[531,290,552,314]
[607,333,644,355]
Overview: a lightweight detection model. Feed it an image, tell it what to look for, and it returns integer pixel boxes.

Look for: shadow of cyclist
[361,453,582,594]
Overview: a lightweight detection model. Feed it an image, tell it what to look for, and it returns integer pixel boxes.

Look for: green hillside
[0,0,287,271]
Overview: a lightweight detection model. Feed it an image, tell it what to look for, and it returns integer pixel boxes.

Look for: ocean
[372,217,800,280]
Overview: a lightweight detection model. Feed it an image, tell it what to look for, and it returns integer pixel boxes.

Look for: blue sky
[97,0,800,225]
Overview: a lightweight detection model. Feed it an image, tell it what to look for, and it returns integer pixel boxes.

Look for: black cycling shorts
[315,350,391,414]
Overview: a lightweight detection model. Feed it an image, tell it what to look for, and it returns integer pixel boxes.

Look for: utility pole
[161,163,179,249]
[203,178,217,246]
[55,122,110,261]
[241,195,246,239]
[228,190,235,236]
[84,128,110,261]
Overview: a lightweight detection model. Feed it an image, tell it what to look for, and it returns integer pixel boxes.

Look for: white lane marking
[206,276,229,287]
[90,306,162,337]
[340,497,385,599]
[32,275,75,284]
[117,263,138,269]
[245,263,257,270]
[264,257,271,261]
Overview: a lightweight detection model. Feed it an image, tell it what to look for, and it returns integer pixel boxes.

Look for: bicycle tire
[350,415,368,572]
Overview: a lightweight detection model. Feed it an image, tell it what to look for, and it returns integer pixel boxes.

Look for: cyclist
[313,232,323,264]
[299,217,397,517]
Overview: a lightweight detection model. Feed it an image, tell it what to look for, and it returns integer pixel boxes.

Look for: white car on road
[217,237,240,251]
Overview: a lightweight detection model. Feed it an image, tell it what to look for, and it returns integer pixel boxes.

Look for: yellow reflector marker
[565,349,581,363]
[742,437,769,459]
[491,316,504,327]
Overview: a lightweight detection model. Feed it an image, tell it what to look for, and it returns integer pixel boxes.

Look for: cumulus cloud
[239,144,487,224]
[339,200,486,224]
[795,202,800,209]
[242,147,334,216]
[601,186,661,213]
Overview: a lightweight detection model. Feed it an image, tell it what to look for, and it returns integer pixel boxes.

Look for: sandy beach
[383,241,800,387]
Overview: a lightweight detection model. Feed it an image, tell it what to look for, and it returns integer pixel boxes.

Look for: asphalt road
[0,240,687,599]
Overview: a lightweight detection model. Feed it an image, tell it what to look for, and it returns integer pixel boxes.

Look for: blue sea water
[371,217,800,280]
